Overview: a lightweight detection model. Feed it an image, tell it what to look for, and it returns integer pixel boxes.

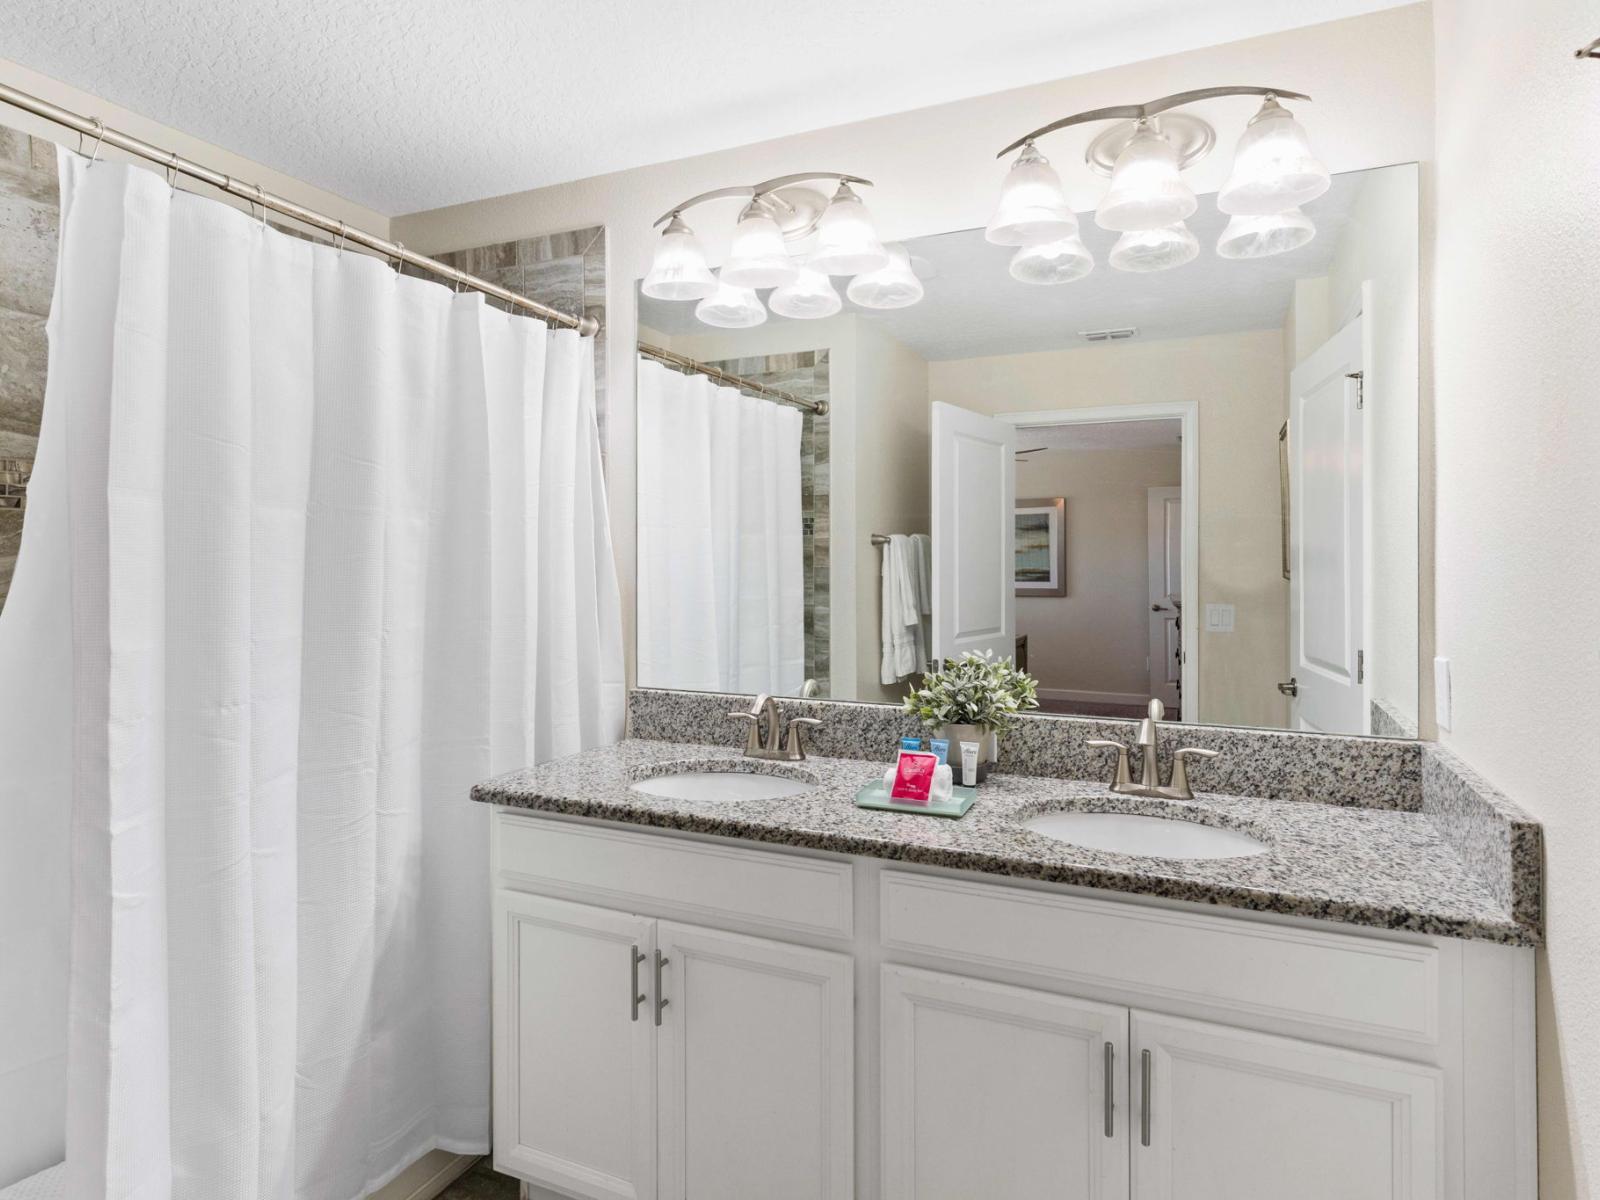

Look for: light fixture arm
[996,86,1312,158]
[652,172,873,227]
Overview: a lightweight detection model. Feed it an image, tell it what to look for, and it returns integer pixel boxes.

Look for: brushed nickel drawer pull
[654,951,670,1027]
[1103,1041,1115,1137]
[630,946,647,1022]
[1140,1048,1153,1147]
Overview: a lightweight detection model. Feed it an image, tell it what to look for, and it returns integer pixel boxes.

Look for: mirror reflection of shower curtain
[637,358,804,695]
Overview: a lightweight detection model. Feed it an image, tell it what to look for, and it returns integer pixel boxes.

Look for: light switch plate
[1204,603,1236,633]
[1434,657,1452,730]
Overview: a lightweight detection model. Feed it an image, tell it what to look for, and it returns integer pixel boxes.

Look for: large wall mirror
[635,161,1419,738]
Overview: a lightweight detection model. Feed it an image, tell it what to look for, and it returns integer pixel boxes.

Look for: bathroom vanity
[474,699,1539,1200]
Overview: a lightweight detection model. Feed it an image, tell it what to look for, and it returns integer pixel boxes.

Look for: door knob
[1277,678,1298,697]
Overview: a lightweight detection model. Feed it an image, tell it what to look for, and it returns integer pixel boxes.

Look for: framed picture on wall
[1014,497,1066,597]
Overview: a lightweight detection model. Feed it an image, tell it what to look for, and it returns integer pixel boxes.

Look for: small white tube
[959,740,980,787]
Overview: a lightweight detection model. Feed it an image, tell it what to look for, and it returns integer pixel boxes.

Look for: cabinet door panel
[881,965,1129,1200]
[493,890,655,1200]
[656,922,853,1200]
[1132,1012,1441,1200]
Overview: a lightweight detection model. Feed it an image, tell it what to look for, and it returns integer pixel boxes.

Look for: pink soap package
[889,749,940,804]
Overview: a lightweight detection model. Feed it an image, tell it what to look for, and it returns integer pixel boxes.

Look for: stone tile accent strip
[1421,743,1543,938]
[627,688,1423,810]
[473,737,1534,946]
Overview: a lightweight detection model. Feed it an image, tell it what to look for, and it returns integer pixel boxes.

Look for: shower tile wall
[422,226,609,463]
[704,350,831,694]
[0,125,57,613]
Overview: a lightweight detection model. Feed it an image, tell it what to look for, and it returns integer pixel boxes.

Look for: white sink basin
[629,770,816,803]
[1023,810,1268,860]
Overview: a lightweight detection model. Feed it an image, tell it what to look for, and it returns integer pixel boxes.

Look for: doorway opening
[1002,404,1199,721]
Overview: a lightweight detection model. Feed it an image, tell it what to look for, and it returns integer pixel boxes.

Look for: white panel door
[492,891,656,1200]
[931,401,1016,663]
[1288,314,1366,734]
[882,965,1129,1200]
[1131,1011,1441,1200]
[1146,486,1183,711]
[656,922,854,1200]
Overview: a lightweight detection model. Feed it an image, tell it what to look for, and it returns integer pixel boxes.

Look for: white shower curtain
[0,150,624,1200]
[635,358,804,695]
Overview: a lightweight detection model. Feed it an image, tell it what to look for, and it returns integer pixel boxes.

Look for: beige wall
[392,5,1436,693]
[1016,446,1181,700]
[931,329,1286,727]
[1432,2,1600,1195]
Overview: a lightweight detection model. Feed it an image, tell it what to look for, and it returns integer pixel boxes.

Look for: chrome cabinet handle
[630,946,647,1022]
[1103,1041,1115,1138]
[1140,1049,1153,1147]
[654,950,670,1027]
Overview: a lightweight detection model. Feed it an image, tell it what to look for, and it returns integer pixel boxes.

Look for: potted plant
[902,650,1039,768]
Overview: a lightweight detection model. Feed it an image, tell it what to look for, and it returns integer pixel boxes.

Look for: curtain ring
[165,150,180,191]
[392,242,406,274]
[254,183,268,228]
[334,221,347,256]
[83,118,105,167]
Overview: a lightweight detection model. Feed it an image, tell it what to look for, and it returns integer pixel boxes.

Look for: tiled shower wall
[0,125,56,612]
[702,350,831,694]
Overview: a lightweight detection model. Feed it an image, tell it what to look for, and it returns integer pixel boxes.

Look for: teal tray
[854,779,978,818]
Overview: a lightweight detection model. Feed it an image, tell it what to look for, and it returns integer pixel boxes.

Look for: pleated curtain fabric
[635,358,804,695]
[0,149,624,1200]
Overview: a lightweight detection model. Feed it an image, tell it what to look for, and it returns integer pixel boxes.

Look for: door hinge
[1357,649,1365,684]
[1346,370,1364,409]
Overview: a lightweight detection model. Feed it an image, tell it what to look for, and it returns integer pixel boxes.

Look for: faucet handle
[783,716,823,761]
[1087,739,1133,789]
[1168,747,1220,799]
[727,708,764,756]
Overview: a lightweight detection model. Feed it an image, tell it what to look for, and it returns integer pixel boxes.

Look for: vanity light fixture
[648,172,918,326]
[991,86,1328,276]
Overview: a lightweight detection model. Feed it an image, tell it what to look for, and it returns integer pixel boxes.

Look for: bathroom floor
[439,1159,520,1199]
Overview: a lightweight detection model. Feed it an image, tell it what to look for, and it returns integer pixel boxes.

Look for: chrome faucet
[1087,699,1219,800]
[728,694,822,762]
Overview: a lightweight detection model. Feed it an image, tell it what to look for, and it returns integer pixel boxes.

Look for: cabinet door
[655,921,853,1200]
[492,890,656,1200]
[881,965,1129,1200]
[1131,1011,1441,1200]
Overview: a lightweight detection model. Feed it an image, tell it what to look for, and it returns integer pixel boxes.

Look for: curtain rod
[0,80,599,337]
[636,342,828,415]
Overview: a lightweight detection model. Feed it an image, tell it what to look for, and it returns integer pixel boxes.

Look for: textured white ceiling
[0,0,1410,215]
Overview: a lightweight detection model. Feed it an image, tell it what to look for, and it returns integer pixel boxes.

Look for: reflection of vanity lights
[988,87,1331,279]
[642,172,923,324]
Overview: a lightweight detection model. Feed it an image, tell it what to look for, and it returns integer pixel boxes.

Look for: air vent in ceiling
[1078,327,1138,342]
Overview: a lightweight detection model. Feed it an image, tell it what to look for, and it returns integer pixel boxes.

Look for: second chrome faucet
[1087,699,1219,801]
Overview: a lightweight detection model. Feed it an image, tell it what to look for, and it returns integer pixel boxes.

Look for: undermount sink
[1022,810,1268,860]
[629,767,816,803]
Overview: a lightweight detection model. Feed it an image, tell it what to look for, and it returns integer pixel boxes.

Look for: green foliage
[901,650,1040,732]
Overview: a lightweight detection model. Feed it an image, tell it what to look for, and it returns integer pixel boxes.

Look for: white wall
[0,65,387,1190]
[392,4,1436,693]
[1016,446,1182,701]
[1431,2,1600,1195]
[931,330,1286,727]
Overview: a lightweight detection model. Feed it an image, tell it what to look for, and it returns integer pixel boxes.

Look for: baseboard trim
[1037,687,1148,706]
[369,1151,479,1200]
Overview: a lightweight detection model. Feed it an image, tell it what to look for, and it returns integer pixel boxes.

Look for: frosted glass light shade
[768,263,842,319]
[641,215,716,301]
[720,202,799,289]
[846,243,923,309]
[1095,124,1197,233]
[1216,208,1315,259]
[1108,223,1199,273]
[694,274,767,328]
[1009,235,1094,285]
[808,183,890,276]
[1217,99,1331,216]
[986,143,1078,247]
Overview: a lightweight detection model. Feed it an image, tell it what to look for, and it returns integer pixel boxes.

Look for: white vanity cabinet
[490,809,1534,1200]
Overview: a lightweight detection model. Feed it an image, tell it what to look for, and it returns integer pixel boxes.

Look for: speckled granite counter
[473,737,1538,947]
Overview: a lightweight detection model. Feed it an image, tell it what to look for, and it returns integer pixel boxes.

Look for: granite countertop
[473,738,1534,947]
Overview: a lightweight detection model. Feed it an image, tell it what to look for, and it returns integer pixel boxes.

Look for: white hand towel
[881,535,924,683]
